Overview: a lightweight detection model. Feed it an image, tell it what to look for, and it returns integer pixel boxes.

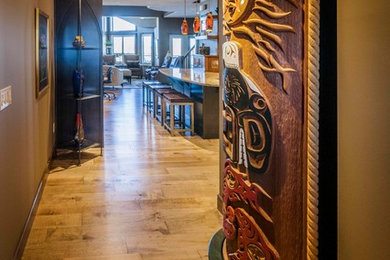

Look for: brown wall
[0,0,55,259]
[338,0,390,259]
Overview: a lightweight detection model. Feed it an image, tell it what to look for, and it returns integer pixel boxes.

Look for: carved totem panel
[221,0,319,259]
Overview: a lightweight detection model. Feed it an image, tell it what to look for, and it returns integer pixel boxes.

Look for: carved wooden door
[221,0,320,259]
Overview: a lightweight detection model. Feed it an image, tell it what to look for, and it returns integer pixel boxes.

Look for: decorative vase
[73,35,86,48]
[73,69,85,97]
[74,112,85,145]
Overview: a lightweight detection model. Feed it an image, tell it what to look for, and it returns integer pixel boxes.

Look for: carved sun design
[223,0,298,93]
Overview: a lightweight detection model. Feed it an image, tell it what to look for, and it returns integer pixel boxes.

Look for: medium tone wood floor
[22,88,221,260]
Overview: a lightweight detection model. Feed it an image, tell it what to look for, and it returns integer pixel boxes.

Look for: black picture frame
[35,8,49,98]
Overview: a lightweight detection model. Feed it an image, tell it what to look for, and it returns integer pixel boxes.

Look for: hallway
[22,88,221,260]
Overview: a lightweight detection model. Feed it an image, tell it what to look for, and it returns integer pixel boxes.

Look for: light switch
[0,86,12,111]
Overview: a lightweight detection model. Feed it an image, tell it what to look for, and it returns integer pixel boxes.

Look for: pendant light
[206,0,213,33]
[181,0,189,35]
[193,0,200,34]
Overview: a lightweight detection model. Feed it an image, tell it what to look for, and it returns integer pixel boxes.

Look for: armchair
[123,54,142,78]
[103,65,125,87]
[145,53,172,80]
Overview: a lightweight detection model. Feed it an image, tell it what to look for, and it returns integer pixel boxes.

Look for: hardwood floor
[22,88,222,260]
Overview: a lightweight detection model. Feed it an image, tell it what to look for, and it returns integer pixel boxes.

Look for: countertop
[159,68,220,88]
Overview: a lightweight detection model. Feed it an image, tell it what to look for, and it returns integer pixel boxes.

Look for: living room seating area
[103,54,142,80]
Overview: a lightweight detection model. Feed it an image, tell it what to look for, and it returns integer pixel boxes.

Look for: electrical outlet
[0,86,12,111]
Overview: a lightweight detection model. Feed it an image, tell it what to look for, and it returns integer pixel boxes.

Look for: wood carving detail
[222,0,320,259]
[231,208,280,260]
[222,40,278,260]
[223,162,279,260]
[223,160,273,224]
[223,67,272,174]
[223,0,297,92]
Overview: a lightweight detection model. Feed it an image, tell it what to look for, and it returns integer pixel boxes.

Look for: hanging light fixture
[181,0,189,35]
[193,0,200,34]
[206,0,213,33]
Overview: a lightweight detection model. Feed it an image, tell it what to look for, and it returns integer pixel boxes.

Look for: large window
[189,37,196,67]
[113,17,136,31]
[172,37,182,56]
[124,36,136,54]
[141,34,153,64]
[113,35,136,55]
[113,36,123,54]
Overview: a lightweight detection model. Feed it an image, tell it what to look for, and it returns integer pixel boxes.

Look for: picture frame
[35,8,49,98]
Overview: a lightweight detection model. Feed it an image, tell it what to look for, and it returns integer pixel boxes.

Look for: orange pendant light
[206,12,213,33]
[181,0,188,35]
[193,1,200,34]
[206,0,213,33]
[181,19,189,35]
[193,16,200,34]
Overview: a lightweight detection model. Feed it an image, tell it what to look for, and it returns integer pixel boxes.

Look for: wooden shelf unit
[55,0,103,165]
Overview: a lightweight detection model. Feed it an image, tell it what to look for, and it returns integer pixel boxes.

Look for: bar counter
[159,68,220,88]
[159,68,220,139]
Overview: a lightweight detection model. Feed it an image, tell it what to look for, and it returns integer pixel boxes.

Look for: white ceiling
[103,0,212,18]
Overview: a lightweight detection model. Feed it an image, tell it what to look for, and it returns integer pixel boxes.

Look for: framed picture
[35,8,49,98]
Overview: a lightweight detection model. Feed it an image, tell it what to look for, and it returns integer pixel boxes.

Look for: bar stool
[147,84,172,116]
[154,88,179,124]
[163,93,195,136]
[142,80,164,107]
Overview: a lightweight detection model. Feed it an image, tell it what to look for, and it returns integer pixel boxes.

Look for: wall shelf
[59,47,100,50]
[195,35,218,40]
[61,92,101,101]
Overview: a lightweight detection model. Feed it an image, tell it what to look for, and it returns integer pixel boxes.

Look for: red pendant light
[181,0,188,35]
[193,1,200,34]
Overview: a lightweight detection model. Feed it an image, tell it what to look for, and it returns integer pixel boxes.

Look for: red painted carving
[223,206,237,240]
[223,160,273,223]
[223,159,279,259]
[230,208,280,260]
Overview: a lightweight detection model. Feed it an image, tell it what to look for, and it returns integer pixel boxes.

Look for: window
[113,36,123,54]
[113,35,136,55]
[113,17,136,31]
[172,38,182,56]
[102,17,107,32]
[189,37,196,67]
[142,34,153,64]
[124,36,136,54]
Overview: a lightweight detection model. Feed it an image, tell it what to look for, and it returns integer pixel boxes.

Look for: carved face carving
[223,68,272,174]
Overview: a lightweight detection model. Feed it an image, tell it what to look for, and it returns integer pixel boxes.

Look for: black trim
[318,0,338,258]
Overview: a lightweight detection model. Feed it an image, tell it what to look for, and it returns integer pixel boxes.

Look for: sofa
[123,54,142,78]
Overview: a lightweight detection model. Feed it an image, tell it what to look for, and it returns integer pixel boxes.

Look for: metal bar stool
[154,88,179,124]
[142,80,164,107]
[147,84,172,116]
[162,93,195,136]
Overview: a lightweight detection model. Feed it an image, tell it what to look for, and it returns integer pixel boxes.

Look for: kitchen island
[159,68,220,139]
